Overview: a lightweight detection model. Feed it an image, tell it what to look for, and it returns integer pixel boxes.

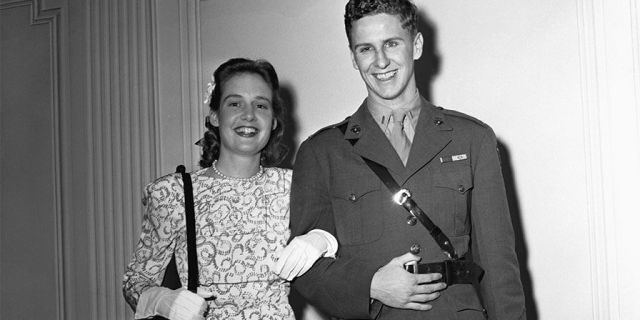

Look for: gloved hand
[135,287,214,320]
[275,229,338,281]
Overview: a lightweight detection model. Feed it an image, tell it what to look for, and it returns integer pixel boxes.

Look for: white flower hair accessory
[203,76,215,105]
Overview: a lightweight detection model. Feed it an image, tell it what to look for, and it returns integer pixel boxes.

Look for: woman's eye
[228,101,240,107]
[256,103,270,110]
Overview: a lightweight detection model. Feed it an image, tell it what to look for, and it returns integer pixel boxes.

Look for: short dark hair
[344,0,418,46]
[200,58,288,168]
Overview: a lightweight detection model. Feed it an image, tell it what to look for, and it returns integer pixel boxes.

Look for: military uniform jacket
[290,98,526,320]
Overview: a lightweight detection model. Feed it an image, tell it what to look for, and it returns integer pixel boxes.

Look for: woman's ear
[272,118,277,131]
[210,112,219,127]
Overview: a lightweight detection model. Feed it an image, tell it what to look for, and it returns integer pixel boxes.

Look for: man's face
[349,13,423,106]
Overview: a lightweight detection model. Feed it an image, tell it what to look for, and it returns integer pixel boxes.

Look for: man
[289,0,526,319]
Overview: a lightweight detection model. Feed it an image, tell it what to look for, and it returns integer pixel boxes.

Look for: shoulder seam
[307,117,350,140]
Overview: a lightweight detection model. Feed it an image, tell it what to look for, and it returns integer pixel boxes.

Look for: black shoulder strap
[176,165,198,292]
[336,124,459,260]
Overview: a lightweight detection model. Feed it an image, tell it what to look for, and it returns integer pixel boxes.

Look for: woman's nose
[242,106,256,120]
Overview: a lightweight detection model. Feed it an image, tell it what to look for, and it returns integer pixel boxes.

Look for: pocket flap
[433,169,473,193]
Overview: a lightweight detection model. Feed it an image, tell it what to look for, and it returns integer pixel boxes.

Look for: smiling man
[289,0,526,319]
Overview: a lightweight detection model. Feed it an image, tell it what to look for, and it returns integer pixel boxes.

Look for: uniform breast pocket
[330,180,384,246]
[432,165,473,236]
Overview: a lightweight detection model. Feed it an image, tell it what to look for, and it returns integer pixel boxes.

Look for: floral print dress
[123,167,294,320]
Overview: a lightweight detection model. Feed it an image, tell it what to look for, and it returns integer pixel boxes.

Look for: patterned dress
[123,167,295,320]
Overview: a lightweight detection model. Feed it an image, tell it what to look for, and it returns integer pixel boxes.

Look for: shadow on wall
[279,82,299,170]
[497,140,539,320]
[279,84,324,319]
[418,9,540,319]
[414,10,440,102]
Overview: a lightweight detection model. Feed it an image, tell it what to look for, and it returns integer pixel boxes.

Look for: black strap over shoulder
[176,165,198,293]
[336,121,484,285]
[336,122,458,260]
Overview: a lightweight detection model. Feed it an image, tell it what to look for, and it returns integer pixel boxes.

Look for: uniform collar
[342,97,453,182]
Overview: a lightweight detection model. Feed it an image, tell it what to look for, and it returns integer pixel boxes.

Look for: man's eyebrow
[353,37,405,48]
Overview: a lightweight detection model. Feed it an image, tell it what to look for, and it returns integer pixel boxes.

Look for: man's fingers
[393,252,421,266]
[415,272,444,285]
[403,302,434,311]
[409,292,442,303]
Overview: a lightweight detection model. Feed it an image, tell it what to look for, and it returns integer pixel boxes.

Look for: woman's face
[211,72,276,160]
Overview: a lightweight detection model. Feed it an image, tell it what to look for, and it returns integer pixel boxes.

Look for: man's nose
[375,50,390,68]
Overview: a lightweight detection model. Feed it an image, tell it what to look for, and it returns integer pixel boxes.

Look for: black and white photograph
[1,1,639,319]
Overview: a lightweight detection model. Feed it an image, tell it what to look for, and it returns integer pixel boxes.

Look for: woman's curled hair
[199,58,288,168]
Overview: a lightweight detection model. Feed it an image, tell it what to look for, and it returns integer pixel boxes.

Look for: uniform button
[410,243,421,254]
[351,125,361,134]
[348,193,357,201]
[434,119,443,125]
[457,185,465,192]
[407,215,417,226]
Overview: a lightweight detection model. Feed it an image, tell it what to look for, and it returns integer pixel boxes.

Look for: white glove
[275,229,338,281]
[135,287,214,320]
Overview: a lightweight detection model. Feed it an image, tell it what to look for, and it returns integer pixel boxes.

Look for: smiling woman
[201,58,287,173]
[122,58,339,320]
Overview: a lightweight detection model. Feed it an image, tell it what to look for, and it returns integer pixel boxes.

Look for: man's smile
[373,70,397,81]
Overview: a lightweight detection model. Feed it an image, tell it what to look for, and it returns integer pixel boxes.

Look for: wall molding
[85,0,159,318]
[152,0,204,172]
[177,0,204,168]
[0,1,63,319]
[632,0,640,143]
[574,0,640,318]
[576,0,612,318]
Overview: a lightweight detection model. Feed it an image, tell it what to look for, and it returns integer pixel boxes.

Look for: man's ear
[413,32,424,60]
[350,50,359,70]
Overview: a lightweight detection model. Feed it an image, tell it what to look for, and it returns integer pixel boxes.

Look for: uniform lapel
[401,99,453,184]
[344,101,407,176]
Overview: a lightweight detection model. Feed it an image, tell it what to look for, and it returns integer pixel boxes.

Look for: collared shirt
[366,89,422,143]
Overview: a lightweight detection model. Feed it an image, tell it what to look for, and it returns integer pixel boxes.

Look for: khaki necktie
[388,110,411,165]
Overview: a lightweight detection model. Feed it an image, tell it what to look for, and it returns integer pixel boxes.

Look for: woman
[123,58,336,320]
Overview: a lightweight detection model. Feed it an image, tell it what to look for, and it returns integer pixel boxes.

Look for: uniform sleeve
[470,128,526,319]
[122,177,182,311]
[289,140,379,319]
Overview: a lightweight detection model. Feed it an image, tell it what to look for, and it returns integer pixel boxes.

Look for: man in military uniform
[289,0,526,319]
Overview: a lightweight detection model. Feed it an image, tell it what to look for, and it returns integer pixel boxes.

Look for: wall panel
[0,1,63,319]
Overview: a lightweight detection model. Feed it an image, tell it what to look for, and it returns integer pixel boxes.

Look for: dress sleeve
[122,176,183,310]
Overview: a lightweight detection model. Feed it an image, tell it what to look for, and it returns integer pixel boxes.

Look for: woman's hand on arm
[275,229,338,281]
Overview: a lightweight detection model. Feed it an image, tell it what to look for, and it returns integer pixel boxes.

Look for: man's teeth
[374,71,396,80]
